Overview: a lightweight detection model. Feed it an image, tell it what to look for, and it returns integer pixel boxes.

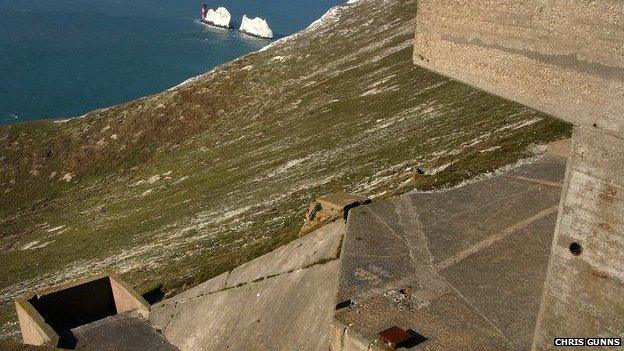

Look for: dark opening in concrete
[29,277,116,348]
[570,242,583,256]
[343,199,371,220]
[16,272,149,349]
[403,329,428,348]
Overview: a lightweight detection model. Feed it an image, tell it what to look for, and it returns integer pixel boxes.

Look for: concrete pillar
[532,127,624,349]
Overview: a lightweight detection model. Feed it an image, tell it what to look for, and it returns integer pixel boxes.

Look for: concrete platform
[332,153,566,350]
[71,312,178,351]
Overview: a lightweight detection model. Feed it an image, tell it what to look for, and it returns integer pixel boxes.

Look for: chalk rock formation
[203,7,231,28]
[239,15,273,38]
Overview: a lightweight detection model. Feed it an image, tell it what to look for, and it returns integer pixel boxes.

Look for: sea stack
[202,6,231,29]
[239,15,274,39]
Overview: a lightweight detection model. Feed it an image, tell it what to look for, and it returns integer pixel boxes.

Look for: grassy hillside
[0,0,571,339]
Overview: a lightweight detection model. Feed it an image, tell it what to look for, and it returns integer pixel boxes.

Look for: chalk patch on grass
[141,189,153,197]
[148,175,161,184]
[21,240,53,251]
[46,225,65,233]
[480,146,501,153]
[61,173,74,182]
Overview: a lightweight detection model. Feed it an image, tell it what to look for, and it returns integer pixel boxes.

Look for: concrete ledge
[155,261,341,351]
[149,221,347,351]
[331,154,567,350]
[301,192,369,236]
[226,220,344,288]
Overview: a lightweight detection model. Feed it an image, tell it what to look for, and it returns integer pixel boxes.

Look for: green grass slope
[0,0,571,339]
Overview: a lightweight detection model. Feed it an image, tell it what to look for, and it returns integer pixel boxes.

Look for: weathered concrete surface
[532,128,624,349]
[162,262,339,351]
[71,312,178,351]
[413,0,624,132]
[333,153,566,350]
[163,271,230,305]
[440,213,557,350]
[226,220,343,287]
[109,272,150,318]
[149,220,345,351]
[545,138,570,159]
[413,1,624,347]
[14,300,58,347]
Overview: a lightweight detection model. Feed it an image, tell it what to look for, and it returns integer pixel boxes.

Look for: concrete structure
[145,147,568,351]
[14,300,58,347]
[413,1,624,349]
[413,0,623,133]
[150,220,344,351]
[331,152,566,350]
[535,130,624,348]
[70,311,178,351]
[15,272,153,349]
[12,148,572,350]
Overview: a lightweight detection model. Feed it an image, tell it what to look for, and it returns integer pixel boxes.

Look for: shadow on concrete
[142,284,166,305]
[57,331,78,349]
[402,329,428,348]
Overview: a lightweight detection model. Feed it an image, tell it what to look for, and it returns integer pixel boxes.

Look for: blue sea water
[0,0,343,124]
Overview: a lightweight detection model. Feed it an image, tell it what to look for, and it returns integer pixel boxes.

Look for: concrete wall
[329,320,387,351]
[109,273,150,318]
[413,0,623,132]
[150,220,345,351]
[14,299,58,347]
[29,276,117,334]
[15,272,149,347]
[413,1,624,349]
[532,128,624,349]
